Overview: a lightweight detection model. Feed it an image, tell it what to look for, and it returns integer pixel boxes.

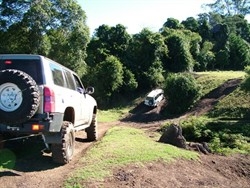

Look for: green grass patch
[208,88,250,119]
[65,126,198,187]
[97,94,146,122]
[0,149,16,170]
[194,71,245,96]
[98,108,130,122]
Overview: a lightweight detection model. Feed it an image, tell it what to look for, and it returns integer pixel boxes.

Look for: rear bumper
[0,112,64,134]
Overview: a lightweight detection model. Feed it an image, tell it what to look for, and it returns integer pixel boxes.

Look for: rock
[158,123,187,149]
[188,142,211,154]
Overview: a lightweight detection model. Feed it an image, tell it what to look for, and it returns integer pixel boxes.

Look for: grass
[194,71,245,95]
[65,126,199,187]
[98,108,130,122]
[0,149,16,170]
[98,92,146,123]
[208,88,250,119]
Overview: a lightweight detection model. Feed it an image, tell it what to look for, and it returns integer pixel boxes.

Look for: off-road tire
[51,121,75,164]
[0,69,40,125]
[85,114,98,141]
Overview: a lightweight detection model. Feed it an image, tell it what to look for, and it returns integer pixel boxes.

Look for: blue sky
[77,0,217,35]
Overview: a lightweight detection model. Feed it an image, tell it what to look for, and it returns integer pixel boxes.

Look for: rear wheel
[51,121,75,164]
[85,114,98,141]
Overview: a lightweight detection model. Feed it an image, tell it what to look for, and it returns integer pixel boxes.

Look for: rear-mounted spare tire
[0,69,40,125]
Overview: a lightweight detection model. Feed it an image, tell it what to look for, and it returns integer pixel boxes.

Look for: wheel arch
[63,107,75,124]
[93,105,97,115]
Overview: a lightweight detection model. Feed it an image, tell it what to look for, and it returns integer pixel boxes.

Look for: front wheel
[51,121,75,164]
[85,114,98,141]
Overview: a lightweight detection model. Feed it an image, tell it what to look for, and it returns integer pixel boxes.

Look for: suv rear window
[0,59,43,85]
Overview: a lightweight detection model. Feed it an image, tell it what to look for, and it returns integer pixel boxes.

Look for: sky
[76,0,225,35]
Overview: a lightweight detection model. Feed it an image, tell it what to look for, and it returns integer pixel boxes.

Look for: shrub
[181,116,213,142]
[178,117,250,154]
[164,73,201,114]
[241,66,250,91]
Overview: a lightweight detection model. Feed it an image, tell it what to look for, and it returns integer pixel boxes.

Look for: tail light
[5,60,12,64]
[44,86,55,112]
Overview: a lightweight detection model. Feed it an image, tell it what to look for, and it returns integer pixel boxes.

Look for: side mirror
[85,87,94,94]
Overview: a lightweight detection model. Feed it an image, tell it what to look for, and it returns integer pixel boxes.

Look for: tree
[215,49,230,69]
[228,33,250,70]
[0,22,32,53]
[223,15,250,42]
[161,17,183,30]
[197,17,212,42]
[144,60,165,88]
[86,24,131,67]
[181,17,199,32]
[205,0,250,16]
[90,56,124,106]
[125,29,168,89]
[119,68,138,94]
[211,23,230,51]
[196,41,215,71]
[0,0,30,30]
[0,0,90,77]
[162,29,195,72]
[164,73,201,114]
[241,66,250,91]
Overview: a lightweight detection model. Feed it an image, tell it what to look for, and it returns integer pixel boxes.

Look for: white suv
[0,54,97,164]
[144,89,164,107]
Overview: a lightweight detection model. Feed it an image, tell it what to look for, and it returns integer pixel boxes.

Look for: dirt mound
[190,78,242,115]
[95,154,250,188]
[122,99,167,122]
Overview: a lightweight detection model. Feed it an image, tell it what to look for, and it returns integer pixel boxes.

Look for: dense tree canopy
[0,0,89,76]
[205,0,250,16]
[125,29,168,89]
[86,24,131,67]
[89,56,124,106]
[0,0,249,107]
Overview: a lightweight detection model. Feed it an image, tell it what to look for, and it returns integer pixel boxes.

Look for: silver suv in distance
[0,54,98,164]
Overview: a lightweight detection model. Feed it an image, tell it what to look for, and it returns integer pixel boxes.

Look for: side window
[50,63,65,87]
[73,74,83,89]
[63,70,76,90]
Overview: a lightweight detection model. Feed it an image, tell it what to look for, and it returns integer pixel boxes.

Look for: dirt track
[0,122,114,188]
[0,78,249,188]
[1,121,249,188]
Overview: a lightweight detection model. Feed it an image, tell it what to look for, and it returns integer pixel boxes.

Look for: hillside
[85,76,250,188]
[122,78,244,123]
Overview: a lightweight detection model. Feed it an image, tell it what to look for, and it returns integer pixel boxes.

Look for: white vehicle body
[0,54,98,164]
[144,89,164,107]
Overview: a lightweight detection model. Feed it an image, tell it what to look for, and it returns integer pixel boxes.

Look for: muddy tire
[0,69,40,125]
[51,121,75,164]
[86,114,98,141]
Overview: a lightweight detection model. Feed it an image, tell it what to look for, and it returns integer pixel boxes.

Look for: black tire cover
[0,69,40,125]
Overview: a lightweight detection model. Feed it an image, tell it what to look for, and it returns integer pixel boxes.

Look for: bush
[179,117,250,154]
[241,66,250,91]
[181,116,213,142]
[164,73,201,114]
